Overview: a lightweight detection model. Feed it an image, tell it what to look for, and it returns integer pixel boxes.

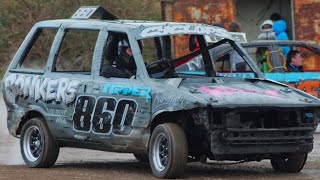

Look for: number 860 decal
[72,95,137,135]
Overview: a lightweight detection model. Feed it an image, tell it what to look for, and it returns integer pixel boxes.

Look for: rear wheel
[271,153,307,173]
[149,123,188,178]
[20,117,60,167]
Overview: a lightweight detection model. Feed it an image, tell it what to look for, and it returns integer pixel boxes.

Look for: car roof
[33,6,233,41]
[35,18,232,40]
[37,19,209,29]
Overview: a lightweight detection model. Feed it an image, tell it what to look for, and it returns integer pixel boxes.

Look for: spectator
[286,50,304,72]
[270,13,281,22]
[228,22,241,32]
[273,20,290,58]
[273,20,289,40]
[257,20,276,40]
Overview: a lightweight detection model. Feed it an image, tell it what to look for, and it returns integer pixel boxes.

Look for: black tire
[149,123,188,178]
[133,153,149,163]
[20,117,60,167]
[271,153,307,173]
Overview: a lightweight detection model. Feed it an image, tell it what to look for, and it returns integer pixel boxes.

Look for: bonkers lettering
[140,25,230,39]
[102,84,151,101]
[4,74,80,104]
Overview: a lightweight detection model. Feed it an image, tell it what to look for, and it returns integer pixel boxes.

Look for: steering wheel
[146,58,174,78]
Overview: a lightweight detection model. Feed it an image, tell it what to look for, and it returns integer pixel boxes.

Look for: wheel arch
[149,107,211,158]
[17,109,47,136]
[149,109,193,134]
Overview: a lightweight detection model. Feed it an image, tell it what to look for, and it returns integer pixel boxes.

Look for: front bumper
[211,127,314,156]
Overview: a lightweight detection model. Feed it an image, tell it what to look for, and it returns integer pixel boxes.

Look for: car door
[46,25,101,142]
[83,29,152,151]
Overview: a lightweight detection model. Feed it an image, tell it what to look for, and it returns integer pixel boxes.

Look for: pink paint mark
[198,86,279,97]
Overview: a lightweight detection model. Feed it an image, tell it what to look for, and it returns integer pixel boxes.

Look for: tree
[0,0,161,77]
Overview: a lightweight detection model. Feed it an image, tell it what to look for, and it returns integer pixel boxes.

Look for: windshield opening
[139,34,261,79]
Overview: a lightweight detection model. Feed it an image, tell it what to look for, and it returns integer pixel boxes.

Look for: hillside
[0,0,161,78]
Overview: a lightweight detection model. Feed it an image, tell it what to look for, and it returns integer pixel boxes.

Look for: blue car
[177,40,320,98]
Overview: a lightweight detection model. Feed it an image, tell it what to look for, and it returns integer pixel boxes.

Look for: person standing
[273,20,290,58]
[257,20,276,40]
[270,12,282,22]
[228,22,241,32]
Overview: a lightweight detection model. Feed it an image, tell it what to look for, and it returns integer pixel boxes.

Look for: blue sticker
[265,72,320,82]
[102,84,151,101]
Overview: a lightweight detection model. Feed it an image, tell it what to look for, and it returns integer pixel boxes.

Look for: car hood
[151,77,320,110]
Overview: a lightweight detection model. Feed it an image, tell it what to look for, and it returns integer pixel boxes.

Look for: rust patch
[161,0,235,58]
[294,1,320,44]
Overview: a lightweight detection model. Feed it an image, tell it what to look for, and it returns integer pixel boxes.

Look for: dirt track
[1,93,320,179]
[1,148,320,180]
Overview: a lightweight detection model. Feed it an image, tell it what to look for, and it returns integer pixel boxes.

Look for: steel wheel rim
[23,125,42,162]
[152,132,169,171]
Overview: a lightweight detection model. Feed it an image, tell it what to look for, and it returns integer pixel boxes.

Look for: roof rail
[70,6,117,20]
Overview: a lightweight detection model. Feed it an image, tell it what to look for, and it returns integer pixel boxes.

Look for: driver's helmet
[115,39,136,71]
[118,39,143,54]
[118,39,130,54]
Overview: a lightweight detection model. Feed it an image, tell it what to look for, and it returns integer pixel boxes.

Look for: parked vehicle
[2,7,320,178]
[178,40,320,98]
[244,41,320,98]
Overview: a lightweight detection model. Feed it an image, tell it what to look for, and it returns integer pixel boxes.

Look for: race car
[1,6,320,178]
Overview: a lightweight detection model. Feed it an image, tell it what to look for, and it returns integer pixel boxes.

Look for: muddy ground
[1,93,320,179]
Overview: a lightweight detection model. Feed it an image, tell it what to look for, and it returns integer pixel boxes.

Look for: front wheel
[271,153,307,173]
[149,123,188,178]
[20,117,60,167]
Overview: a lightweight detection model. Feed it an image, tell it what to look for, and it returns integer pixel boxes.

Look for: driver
[101,39,136,78]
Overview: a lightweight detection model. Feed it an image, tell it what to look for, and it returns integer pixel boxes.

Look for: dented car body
[1,7,320,178]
